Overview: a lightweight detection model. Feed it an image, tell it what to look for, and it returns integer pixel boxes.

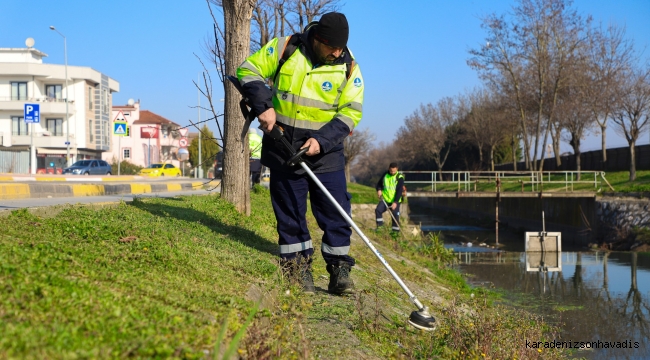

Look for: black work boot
[326,261,354,295]
[282,258,315,294]
[301,267,316,294]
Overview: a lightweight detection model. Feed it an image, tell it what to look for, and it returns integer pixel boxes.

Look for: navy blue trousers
[375,201,401,231]
[270,169,355,267]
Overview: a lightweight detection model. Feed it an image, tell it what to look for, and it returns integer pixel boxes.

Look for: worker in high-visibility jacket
[248,128,263,184]
[376,162,405,232]
[237,12,363,295]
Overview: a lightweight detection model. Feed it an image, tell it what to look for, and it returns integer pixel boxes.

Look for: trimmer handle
[264,125,318,169]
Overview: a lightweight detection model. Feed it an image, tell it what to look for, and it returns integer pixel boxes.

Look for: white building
[0,46,119,174]
[104,101,183,170]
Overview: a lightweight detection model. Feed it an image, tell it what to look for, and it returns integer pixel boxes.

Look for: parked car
[63,160,112,175]
[139,163,181,177]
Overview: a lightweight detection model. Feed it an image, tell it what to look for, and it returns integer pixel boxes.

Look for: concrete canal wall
[409,194,650,247]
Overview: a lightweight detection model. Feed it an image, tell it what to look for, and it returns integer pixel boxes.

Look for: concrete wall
[408,196,595,247]
[409,194,650,247]
[351,203,409,229]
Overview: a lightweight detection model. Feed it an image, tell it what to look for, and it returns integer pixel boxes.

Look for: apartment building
[104,101,182,169]
[0,46,119,174]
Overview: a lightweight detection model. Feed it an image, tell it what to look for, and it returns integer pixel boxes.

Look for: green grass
[0,191,307,359]
[347,182,380,204]
[0,189,572,359]
[599,170,650,193]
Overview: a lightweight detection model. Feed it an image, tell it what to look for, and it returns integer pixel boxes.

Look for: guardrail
[402,171,608,192]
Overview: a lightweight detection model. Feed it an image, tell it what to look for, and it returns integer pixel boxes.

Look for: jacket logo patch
[321,81,333,92]
[353,77,362,87]
[267,47,274,55]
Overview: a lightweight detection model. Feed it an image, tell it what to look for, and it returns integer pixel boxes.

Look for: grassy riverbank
[1,186,572,359]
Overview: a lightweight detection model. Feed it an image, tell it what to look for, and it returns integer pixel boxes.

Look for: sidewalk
[0,175,220,200]
[0,173,150,182]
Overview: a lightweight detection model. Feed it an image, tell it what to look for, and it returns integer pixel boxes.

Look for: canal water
[410,209,650,360]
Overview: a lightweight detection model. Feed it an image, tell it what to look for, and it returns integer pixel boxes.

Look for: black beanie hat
[314,12,349,48]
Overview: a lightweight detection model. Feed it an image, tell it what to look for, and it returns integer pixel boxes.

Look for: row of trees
[349,0,649,184]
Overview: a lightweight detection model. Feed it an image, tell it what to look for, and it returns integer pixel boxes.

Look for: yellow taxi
[139,163,182,177]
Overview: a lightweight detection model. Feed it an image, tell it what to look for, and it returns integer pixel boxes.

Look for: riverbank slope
[0,186,570,359]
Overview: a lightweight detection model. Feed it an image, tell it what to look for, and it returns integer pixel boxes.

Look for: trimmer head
[408,307,436,331]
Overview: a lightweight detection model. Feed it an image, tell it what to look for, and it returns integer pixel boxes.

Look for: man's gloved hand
[300,138,322,156]
[258,108,277,132]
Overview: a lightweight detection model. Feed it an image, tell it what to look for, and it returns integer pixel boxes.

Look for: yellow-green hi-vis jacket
[236,30,364,174]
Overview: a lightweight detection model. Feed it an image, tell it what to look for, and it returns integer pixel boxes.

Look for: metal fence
[0,149,29,174]
[402,170,605,192]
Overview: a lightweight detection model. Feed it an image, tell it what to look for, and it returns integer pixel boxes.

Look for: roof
[134,110,180,126]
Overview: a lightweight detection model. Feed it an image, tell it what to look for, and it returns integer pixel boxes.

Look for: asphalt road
[0,188,220,212]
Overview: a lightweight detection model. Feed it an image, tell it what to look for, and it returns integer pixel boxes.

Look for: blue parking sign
[24,104,40,123]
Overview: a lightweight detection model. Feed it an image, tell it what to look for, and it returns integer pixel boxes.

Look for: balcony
[11,133,76,148]
[0,97,74,115]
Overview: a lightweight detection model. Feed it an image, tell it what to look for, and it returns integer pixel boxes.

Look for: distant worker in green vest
[375,162,405,232]
[249,128,263,184]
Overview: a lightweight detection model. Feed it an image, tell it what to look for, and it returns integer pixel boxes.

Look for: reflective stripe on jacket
[236,30,364,174]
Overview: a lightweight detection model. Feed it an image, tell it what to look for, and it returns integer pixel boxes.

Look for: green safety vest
[236,36,364,132]
[249,133,262,159]
[382,172,404,204]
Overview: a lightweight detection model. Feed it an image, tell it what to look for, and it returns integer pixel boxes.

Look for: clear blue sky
[3,0,649,154]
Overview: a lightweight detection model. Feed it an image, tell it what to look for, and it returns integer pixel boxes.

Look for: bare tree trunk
[222,0,254,215]
[512,134,518,171]
[490,145,495,171]
[571,135,582,181]
[628,141,636,181]
[600,124,608,169]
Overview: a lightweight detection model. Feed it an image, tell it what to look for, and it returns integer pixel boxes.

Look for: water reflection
[457,251,650,359]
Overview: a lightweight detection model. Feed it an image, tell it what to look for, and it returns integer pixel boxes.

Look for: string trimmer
[227,75,436,331]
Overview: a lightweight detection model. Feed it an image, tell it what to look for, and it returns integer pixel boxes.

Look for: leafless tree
[469,0,590,171]
[343,128,375,182]
[556,81,595,178]
[611,66,650,181]
[351,142,397,187]
[220,0,256,215]
[461,88,511,170]
[396,99,460,175]
[583,24,635,168]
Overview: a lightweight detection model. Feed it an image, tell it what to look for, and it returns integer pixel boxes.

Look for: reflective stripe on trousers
[270,169,355,266]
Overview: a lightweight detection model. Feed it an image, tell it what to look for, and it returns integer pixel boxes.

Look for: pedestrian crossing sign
[113,121,128,136]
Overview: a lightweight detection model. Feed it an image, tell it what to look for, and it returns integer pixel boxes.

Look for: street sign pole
[30,123,34,174]
[24,104,40,174]
[118,135,121,176]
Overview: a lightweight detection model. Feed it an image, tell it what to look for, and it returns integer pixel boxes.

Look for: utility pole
[197,73,202,178]
[49,26,71,166]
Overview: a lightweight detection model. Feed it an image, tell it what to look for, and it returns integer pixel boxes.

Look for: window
[45,85,62,101]
[89,120,94,142]
[11,82,27,100]
[123,148,131,159]
[46,118,63,136]
[11,116,29,135]
[102,89,108,114]
[88,87,93,110]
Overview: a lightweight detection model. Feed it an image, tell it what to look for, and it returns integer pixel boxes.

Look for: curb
[0,181,219,200]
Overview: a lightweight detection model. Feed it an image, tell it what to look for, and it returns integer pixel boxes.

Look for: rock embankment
[596,196,650,251]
